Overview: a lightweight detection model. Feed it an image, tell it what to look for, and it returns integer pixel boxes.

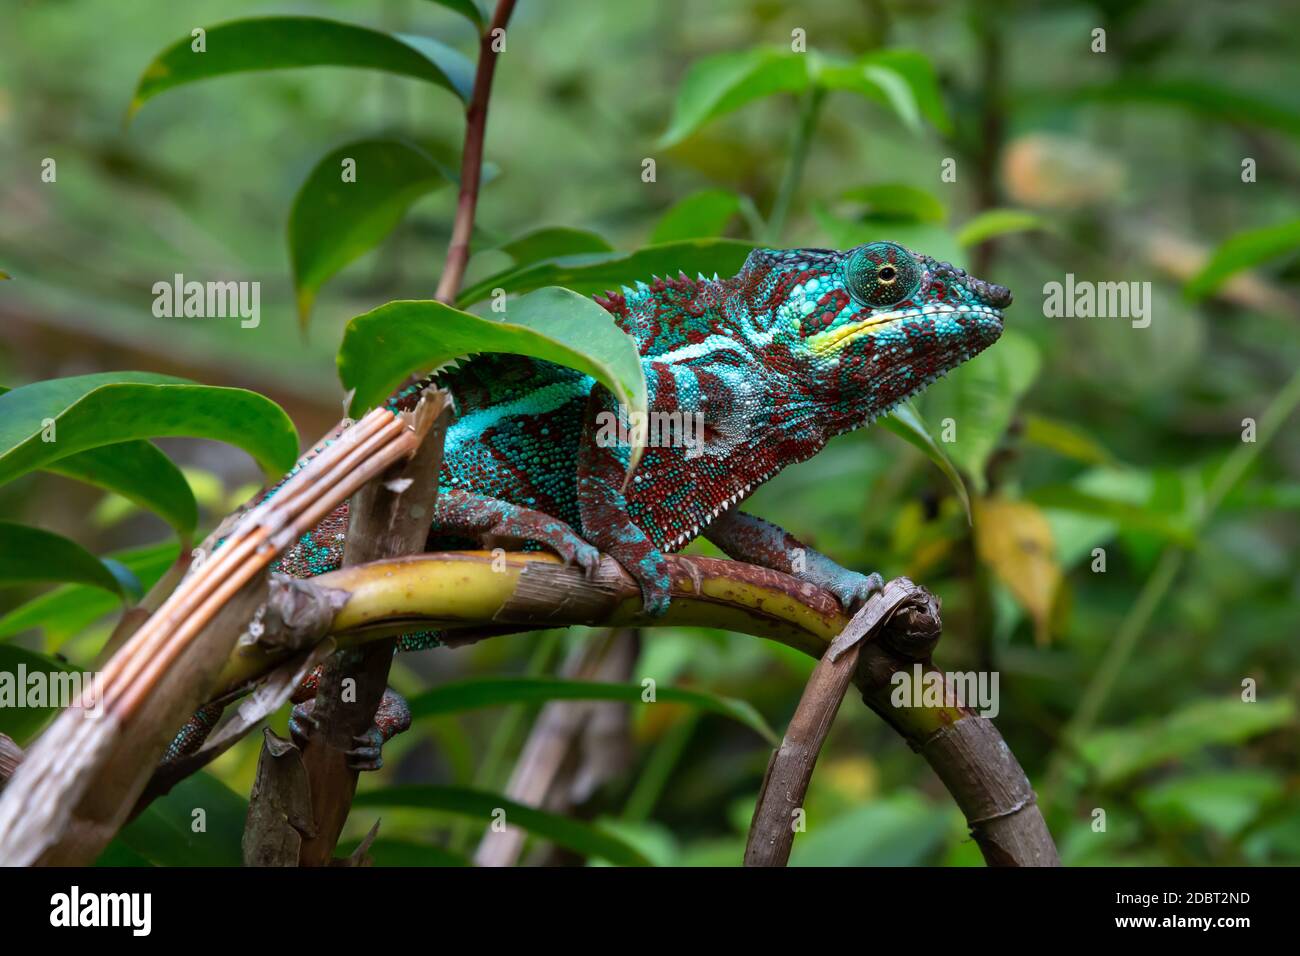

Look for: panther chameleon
[166,241,1011,769]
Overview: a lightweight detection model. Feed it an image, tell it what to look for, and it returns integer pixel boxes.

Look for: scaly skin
[166,241,1010,764]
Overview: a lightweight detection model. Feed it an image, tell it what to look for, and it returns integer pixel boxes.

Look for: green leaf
[408,676,778,744]
[1026,486,1195,546]
[0,541,178,645]
[131,17,474,117]
[0,372,299,487]
[920,329,1041,493]
[660,47,948,148]
[0,522,133,599]
[113,772,247,867]
[457,239,754,306]
[1137,770,1283,839]
[421,0,487,29]
[497,227,614,267]
[0,385,197,539]
[0,644,78,744]
[1186,219,1300,299]
[860,49,950,134]
[881,402,972,522]
[651,189,747,243]
[1022,414,1115,467]
[354,785,652,865]
[788,792,948,866]
[338,288,648,471]
[840,183,946,224]
[659,47,810,147]
[956,208,1047,247]
[1078,697,1296,786]
[0,270,10,280]
[814,49,951,134]
[290,138,454,327]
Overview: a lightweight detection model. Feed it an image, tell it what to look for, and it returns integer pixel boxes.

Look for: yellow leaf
[974,496,1062,644]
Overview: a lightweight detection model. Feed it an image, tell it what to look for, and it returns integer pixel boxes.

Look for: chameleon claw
[345,727,385,773]
[288,700,319,750]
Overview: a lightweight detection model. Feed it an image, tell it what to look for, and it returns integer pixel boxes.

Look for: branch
[197,552,1059,867]
[434,0,519,304]
[744,579,921,867]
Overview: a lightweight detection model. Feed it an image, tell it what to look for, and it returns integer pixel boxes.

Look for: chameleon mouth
[809,303,1004,355]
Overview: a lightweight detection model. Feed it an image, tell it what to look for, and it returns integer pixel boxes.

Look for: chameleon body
[166,242,1010,765]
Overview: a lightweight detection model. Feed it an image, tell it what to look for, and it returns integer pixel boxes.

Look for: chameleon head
[744,241,1010,433]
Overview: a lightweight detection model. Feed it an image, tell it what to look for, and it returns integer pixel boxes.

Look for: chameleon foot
[824,569,885,613]
[288,687,411,772]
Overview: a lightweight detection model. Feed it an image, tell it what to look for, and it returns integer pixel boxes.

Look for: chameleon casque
[168,241,1011,768]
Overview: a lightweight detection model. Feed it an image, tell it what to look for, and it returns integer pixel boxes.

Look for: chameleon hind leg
[704,509,883,611]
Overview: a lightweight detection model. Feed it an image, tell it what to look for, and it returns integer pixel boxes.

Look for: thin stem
[764,86,825,244]
[435,0,518,304]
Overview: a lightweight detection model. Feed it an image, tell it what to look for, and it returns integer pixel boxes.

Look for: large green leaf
[919,329,1041,493]
[111,772,247,867]
[659,47,809,148]
[457,239,754,306]
[0,385,196,538]
[1186,219,1300,299]
[0,644,79,744]
[0,541,178,645]
[0,372,298,487]
[881,402,972,522]
[338,288,648,470]
[651,189,747,243]
[659,47,948,147]
[1078,697,1295,786]
[290,138,454,327]
[131,17,474,116]
[353,785,652,865]
[0,523,135,599]
[408,676,778,744]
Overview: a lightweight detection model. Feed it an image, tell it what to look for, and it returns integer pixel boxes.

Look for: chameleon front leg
[704,509,883,611]
[576,388,672,616]
[430,487,600,574]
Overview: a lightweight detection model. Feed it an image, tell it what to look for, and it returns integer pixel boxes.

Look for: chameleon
[166,241,1010,769]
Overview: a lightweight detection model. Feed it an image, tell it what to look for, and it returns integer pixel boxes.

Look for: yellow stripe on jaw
[806,310,909,355]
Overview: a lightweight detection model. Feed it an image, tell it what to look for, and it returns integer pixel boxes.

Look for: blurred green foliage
[1,0,1298,866]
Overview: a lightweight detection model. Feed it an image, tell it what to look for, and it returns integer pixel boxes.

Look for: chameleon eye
[844,241,920,307]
